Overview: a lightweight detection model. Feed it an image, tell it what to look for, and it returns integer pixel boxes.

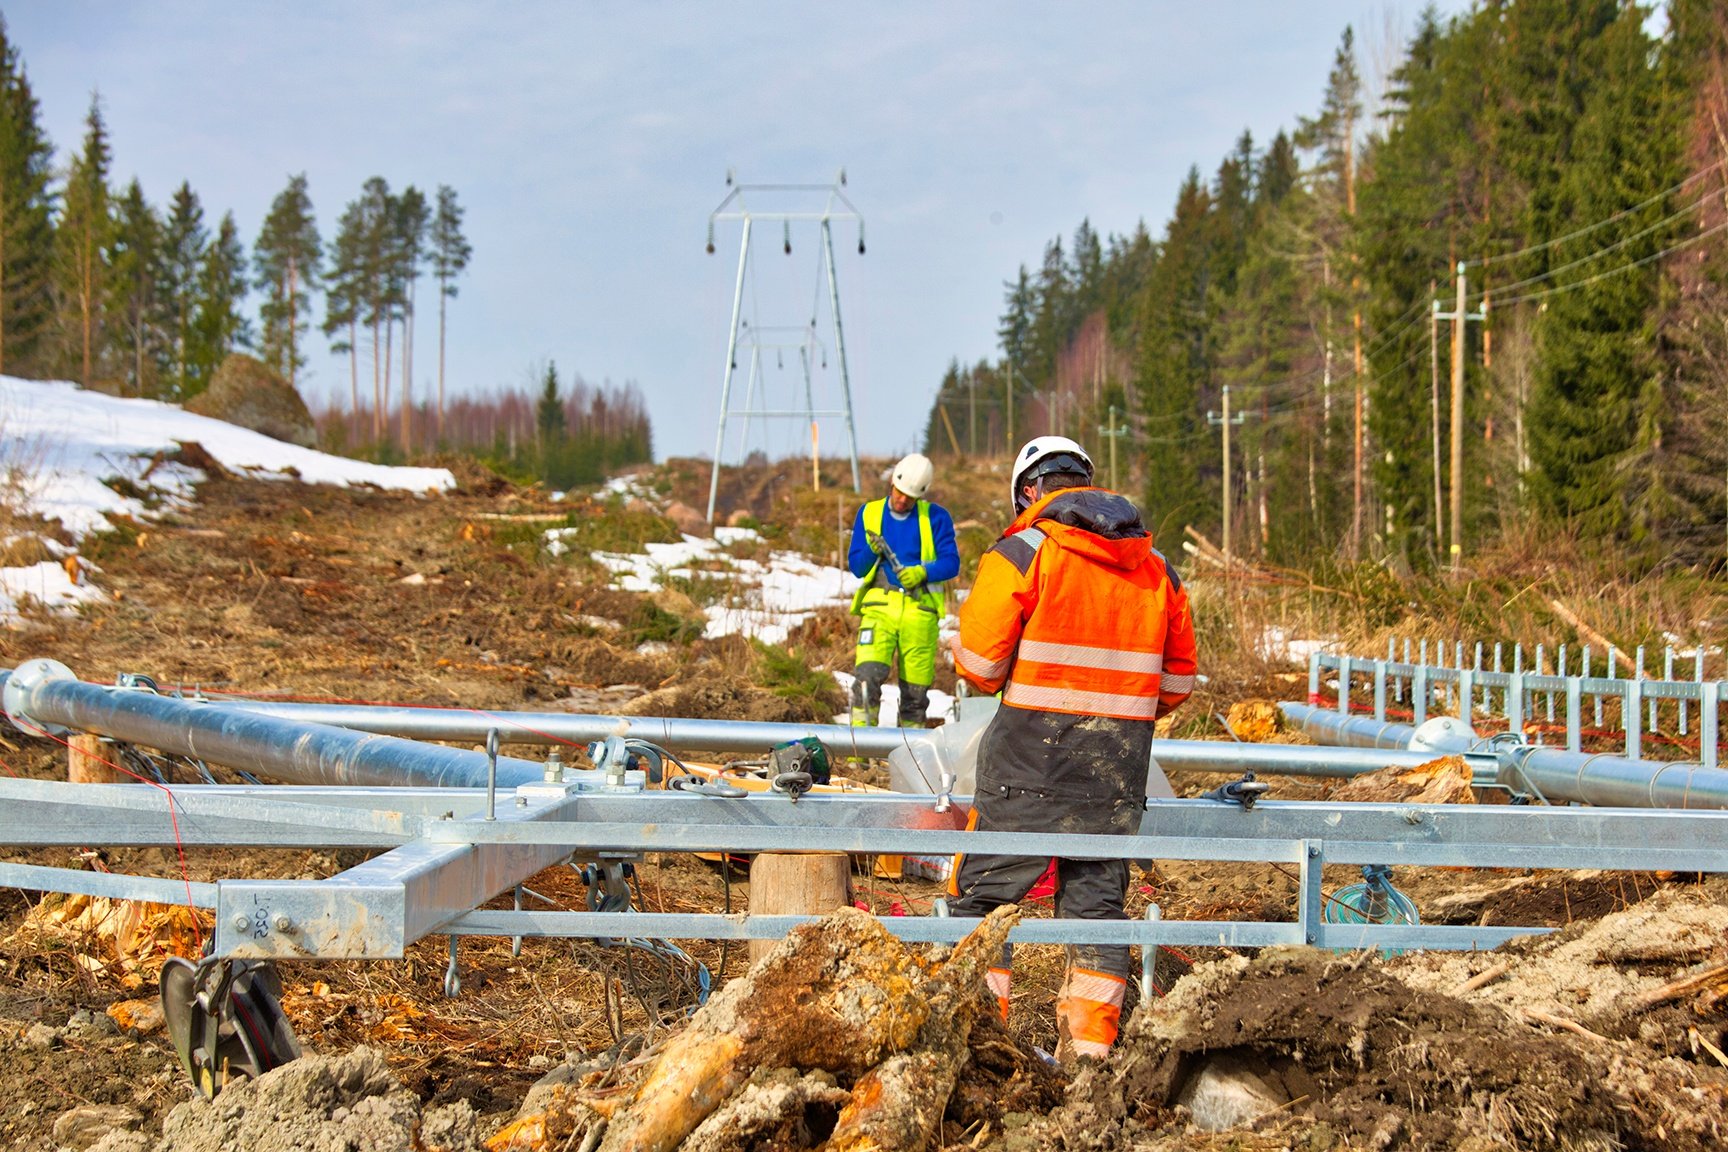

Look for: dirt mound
[1012,945,1728,1151]
[120,1047,482,1152]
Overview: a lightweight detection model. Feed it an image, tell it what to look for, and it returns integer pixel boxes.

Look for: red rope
[36,728,205,951]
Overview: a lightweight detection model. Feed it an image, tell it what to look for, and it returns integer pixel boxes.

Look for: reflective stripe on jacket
[850,497,946,615]
[954,487,1197,722]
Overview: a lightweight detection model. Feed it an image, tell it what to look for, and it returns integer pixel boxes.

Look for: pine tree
[54,96,114,387]
[253,173,320,388]
[429,184,470,441]
[155,181,207,399]
[392,185,428,450]
[322,198,366,417]
[0,16,55,378]
[356,176,393,438]
[109,179,160,397]
[188,211,248,395]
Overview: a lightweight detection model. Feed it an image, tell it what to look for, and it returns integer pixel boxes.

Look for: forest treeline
[927,0,1728,571]
[0,15,652,480]
[311,364,653,489]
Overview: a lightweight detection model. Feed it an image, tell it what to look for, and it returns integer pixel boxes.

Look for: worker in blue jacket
[846,453,960,727]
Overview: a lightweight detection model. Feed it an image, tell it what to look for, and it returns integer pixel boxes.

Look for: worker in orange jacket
[948,435,1197,1063]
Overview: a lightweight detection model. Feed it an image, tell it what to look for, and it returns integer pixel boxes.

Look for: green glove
[898,564,927,589]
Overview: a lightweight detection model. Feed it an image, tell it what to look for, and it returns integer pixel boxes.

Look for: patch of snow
[0,376,456,624]
[1259,626,1339,665]
[0,560,105,624]
[831,670,955,726]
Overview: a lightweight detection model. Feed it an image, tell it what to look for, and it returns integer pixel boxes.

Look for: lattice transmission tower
[704,171,864,525]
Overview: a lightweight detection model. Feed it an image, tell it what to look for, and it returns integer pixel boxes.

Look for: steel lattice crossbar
[4,778,1727,960]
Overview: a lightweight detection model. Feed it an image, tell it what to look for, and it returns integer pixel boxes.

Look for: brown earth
[0,456,1725,1151]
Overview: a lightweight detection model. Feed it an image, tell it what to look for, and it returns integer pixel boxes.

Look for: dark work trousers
[951,706,1153,979]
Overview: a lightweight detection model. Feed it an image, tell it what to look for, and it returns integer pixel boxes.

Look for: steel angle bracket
[214,781,591,960]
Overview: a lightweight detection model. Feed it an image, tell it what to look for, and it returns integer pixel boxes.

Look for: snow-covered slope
[0,376,454,622]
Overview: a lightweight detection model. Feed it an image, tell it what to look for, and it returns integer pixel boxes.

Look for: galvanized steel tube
[2,660,556,789]
[1280,700,1728,810]
[217,692,1452,778]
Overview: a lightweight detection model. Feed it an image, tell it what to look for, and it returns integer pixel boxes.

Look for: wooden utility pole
[1096,404,1128,491]
[1207,385,1258,567]
[967,367,977,456]
[1429,286,1444,550]
[1434,261,1486,571]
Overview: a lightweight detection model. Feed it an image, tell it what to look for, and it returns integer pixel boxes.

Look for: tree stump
[69,734,125,783]
[747,852,851,965]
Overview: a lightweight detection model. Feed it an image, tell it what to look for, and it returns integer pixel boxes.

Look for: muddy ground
[0,455,1725,1151]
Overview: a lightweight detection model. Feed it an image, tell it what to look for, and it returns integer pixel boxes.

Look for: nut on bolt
[272,914,295,933]
[231,914,250,933]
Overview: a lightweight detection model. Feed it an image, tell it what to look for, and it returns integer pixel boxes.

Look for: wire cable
[1470,192,1713,304]
[1470,161,1724,268]
[1492,217,1728,309]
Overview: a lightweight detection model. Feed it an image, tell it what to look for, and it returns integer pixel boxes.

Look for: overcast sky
[11,2,1467,462]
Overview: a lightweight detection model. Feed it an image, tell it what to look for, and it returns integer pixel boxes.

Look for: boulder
[186,354,316,448]
[663,501,707,536]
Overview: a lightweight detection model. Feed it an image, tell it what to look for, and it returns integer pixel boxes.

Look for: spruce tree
[54,96,114,387]
[109,179,160,397]
[428,184,470,441]
[155,182,207,399]
[0,16,55,378]
[1525,5,1673,540]
[1648,0,1728,563]
[1133,168,1214,541]
[253,173,320,388]
[536,360,565,483]
[189,211,248,395]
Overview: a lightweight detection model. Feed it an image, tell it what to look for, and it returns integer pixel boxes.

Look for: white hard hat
[1011,436,1094,512]
[891,453,934,499]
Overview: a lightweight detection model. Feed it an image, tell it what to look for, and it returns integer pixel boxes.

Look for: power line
[1492,217,1728,309]
[1470,191,1711,304]
[1469,161,1724,269]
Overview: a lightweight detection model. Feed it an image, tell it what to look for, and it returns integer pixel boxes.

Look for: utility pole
[1433,261,1486,572]
[1206,384,1261,567]
[1429,286,1444,551]
[968,366,977,456]
[1095,404,1128,491]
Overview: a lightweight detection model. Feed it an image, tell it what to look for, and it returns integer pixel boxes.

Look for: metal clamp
[1204,770,1270,810]
[160,954,299,1096]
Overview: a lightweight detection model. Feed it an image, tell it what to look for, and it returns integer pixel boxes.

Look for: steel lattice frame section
[3,659,1728,970]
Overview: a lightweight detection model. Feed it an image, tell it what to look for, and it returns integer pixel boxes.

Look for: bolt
[516,795,528,807]
[272,914,294,933]
[230,915,249,932]
[1306,932,1317,944]
[1403,809,1423,825]
[1307,844,1320,858]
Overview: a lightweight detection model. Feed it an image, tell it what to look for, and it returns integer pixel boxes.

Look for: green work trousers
[851,587,940,727]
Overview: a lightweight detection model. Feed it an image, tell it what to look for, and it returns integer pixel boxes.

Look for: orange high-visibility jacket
[955,487,1196,721]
